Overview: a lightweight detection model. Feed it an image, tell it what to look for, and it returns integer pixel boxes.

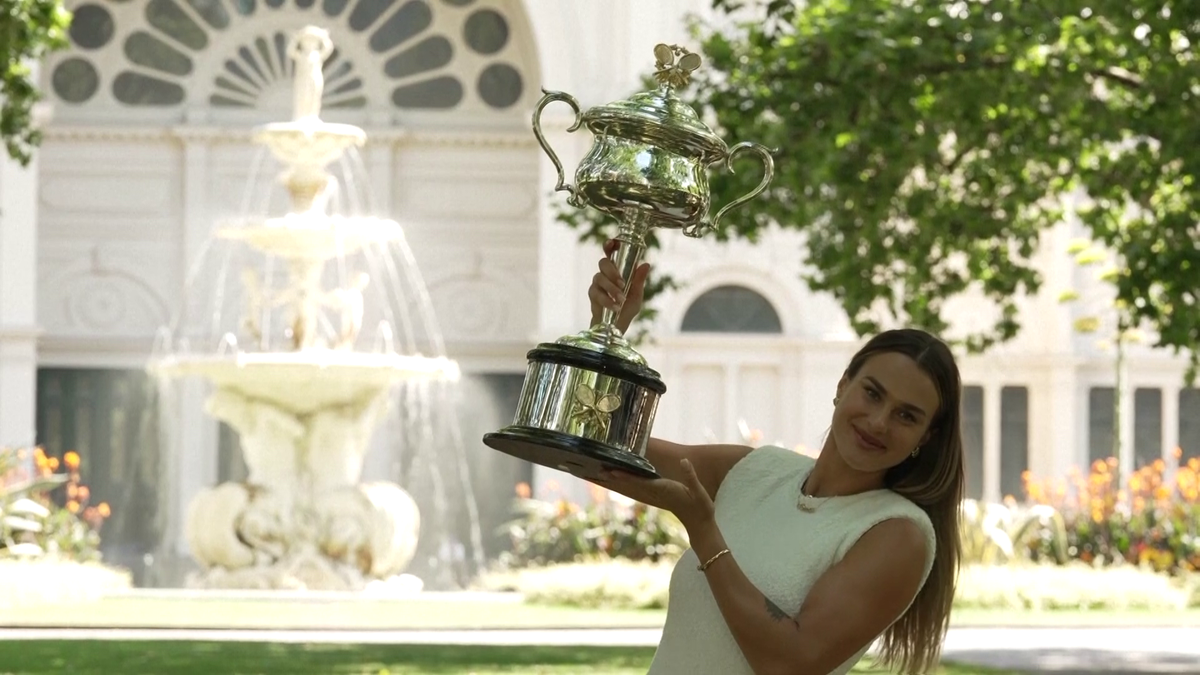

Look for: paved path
[941,627,1200,674]
[1,626,1197,673]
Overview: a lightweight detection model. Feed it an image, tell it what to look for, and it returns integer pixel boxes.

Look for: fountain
[150,26,460,591]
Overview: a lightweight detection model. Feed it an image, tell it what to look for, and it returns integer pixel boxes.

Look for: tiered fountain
[150,26,459,591]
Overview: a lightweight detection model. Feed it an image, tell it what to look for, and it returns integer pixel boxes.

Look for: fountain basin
[253,120,366,169]
[216,216,407,261]
[152,352,459,416]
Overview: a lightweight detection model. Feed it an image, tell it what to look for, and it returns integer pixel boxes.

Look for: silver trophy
[484,44,774,480]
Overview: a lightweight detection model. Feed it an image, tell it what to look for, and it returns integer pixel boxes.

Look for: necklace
[796,476,829,513]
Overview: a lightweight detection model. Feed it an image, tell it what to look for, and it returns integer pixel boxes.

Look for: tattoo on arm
[765,596,800,630]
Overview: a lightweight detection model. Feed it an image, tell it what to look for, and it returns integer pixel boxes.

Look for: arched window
[680,285,783,334]
[47,0,532,118]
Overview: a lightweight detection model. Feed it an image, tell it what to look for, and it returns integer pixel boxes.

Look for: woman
[587,240,964,675]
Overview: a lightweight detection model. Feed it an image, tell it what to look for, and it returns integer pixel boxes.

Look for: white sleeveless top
[647,445,937,675]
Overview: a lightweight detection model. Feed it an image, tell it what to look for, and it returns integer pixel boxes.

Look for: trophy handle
[684,141,775,238]
[532,89,585,208]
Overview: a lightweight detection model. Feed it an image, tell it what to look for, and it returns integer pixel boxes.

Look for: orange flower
[78,485,90,501]
[97,502,111,518]
[514,482,531,499]
[66,500,80,514]
[1052,479,1067,500]
[48,457,59,471]
[64,451,81,470]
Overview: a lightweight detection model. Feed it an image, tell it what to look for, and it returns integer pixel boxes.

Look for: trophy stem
[596,209,653,333]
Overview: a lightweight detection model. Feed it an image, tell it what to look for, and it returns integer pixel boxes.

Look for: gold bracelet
[697,548,731,572]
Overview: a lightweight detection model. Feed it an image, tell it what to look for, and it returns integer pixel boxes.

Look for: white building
[1,0,1195,586]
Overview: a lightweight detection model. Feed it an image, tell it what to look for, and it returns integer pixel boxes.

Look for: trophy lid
[581,44,727,164]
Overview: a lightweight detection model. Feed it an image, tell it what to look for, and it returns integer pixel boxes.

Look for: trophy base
[483,427,660,481]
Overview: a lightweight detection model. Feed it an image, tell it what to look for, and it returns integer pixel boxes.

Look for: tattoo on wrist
[765,597,799,630]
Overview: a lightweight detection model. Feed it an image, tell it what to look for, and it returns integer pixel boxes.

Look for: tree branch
[1090,67,1143,89]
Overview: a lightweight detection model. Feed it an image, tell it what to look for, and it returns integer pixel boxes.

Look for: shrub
[1021,451,1200,575]
[1,446,111,562]
[959,498,1069,566]
[497,480,688,569]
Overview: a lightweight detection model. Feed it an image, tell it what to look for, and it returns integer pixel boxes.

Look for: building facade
[0,0,1196,586]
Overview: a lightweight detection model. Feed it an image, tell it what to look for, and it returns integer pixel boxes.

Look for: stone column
[1162,382,1180,493]
[1162,384,1180,461]
[159,129,221,583]
[1117,359,1135,485]
[1046,364,1079,478]
[0,99,51,450]
[983,382,1002,504]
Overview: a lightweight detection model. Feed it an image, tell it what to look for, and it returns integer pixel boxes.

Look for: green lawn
[4,594,1199,630]
[0,641,1026,675]
[0,596,665,630]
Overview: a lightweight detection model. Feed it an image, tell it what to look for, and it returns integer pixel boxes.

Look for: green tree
[1,0,71,166]
[557,0,1200,381]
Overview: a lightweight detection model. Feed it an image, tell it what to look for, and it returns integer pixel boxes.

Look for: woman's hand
[588,239,651,333]
[594,459,716,534]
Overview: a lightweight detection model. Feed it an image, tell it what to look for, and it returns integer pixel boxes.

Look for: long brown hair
[843,329,965,674]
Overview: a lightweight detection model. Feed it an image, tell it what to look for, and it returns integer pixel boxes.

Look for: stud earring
[832,397,839,405]
[911,446,921,458]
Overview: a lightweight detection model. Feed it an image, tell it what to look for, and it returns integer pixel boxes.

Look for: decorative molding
[36,335,159,369]
[0,325,43,340]
[39,258,174,338]
[427,275,513,337]
[43,125,537,149]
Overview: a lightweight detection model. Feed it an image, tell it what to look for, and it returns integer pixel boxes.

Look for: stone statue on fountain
[288,26,334,123]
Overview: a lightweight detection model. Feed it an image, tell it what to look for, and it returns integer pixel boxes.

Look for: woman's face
[832,351,941,474]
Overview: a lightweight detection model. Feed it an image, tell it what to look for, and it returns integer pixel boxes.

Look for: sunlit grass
[0,641,1028,675]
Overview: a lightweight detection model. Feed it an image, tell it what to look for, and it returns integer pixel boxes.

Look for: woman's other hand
[588,238,651,333]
